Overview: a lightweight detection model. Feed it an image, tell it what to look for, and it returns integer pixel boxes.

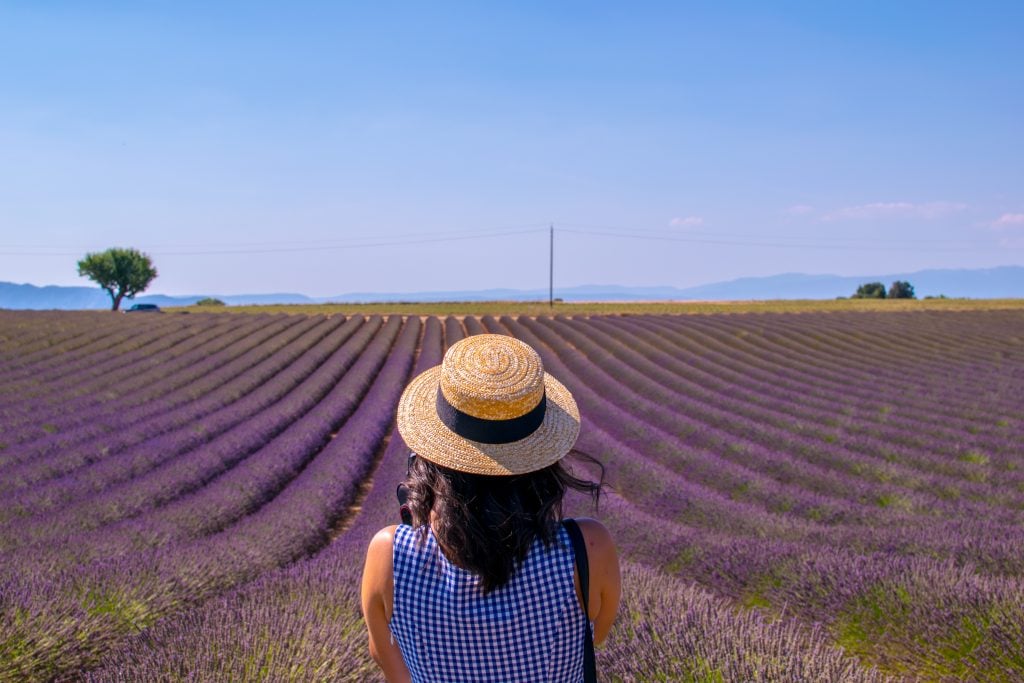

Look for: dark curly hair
[404,450,604,593]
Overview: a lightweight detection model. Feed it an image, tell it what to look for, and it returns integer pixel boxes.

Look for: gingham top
[390,523,588,682]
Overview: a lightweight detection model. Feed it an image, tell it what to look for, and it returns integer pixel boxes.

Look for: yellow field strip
[166,298,1024,317]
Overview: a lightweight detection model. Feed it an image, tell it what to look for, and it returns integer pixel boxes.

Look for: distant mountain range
[2,266,1021,310]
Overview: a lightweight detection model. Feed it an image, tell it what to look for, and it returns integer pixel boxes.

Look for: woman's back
[362,335,619,681]
[390,523,587,683]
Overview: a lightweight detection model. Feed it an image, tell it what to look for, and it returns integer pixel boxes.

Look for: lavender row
[762,310,1024,386]
[630,315,1024,465]
[0,315,307,471]
[587,483,1024,681]
[462,314,486,336]
[0,314,345,488]
[0,312,209,406]
[0,313,246,409]
[0,313,227,414]
[643,314,987,432]
[0,317,419,680]
[656,313,1024,425]
[524,316,950,518]
[443,314,466,346]
[653,316,1024,473]
[549,316,1024,507]
[0,314,285,446]
[706,309,1022,379]
[0,316,382,548]
[0,315,245,443]
[7,315,404,573]
[644,313,1008,426]
[0,311,149,367]
[601,315,1023,475]
[0,311,87,360]
[501,315,1024,572]
[560,451,1024,680]
[0,311,187,386]
[564,363,1024,578]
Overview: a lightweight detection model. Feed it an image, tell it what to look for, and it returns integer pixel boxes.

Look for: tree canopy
[853,282,887,299]
[77,247,158,311]
[888,280,916,299]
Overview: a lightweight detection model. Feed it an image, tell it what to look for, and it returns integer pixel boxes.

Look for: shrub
[853,282,886,299]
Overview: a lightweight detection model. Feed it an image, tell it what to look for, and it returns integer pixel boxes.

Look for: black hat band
[436,388,547,444]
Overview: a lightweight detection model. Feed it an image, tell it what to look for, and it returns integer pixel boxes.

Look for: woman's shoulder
[369,524,400,546]
[365,525,400,567]
[568,517,613,544]
[566,517,616,562]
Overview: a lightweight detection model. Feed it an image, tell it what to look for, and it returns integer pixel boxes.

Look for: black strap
[563,519,597,683]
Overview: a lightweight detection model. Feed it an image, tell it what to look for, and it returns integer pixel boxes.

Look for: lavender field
[1,308,1023,682]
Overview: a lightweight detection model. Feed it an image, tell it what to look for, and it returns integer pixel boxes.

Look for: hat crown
[439,334,545,420]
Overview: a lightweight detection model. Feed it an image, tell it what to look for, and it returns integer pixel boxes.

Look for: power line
[557,221,992,246]
[0,222,1015,257]
[0,226,549,256]
[154,228,547,256]
[556,227,1004,253]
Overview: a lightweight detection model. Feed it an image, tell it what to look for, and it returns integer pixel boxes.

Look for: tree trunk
[112,291,125,311]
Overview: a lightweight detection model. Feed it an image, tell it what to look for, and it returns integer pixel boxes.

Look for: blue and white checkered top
[390,523,588,682]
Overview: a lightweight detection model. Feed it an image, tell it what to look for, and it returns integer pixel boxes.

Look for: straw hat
[397,334,580,475]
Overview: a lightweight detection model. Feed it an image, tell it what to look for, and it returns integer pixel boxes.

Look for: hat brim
[396,365,580,475]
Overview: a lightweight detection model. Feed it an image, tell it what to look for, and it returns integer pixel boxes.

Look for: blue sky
[1,1,1021,296]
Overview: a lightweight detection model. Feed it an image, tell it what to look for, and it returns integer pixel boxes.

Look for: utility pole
[549,224,554,308]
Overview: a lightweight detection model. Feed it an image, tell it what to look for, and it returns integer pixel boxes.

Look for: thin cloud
[669,216,704,228]
[785,204,815,216]
[823,201,967,221]
[991,213,1024,229]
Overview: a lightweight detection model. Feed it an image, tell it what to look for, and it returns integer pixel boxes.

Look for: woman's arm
[360,526,411,683]
[576,517,621,645]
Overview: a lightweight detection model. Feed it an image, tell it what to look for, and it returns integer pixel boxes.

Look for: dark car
[125,303,162,313]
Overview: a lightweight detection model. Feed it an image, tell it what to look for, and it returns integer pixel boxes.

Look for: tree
[77,247,158,311]
[194,297,226,306]
[888,280,915,299]
[853,282,887,299]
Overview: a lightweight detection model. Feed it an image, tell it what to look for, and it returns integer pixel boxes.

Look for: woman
[361,334,621,682]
